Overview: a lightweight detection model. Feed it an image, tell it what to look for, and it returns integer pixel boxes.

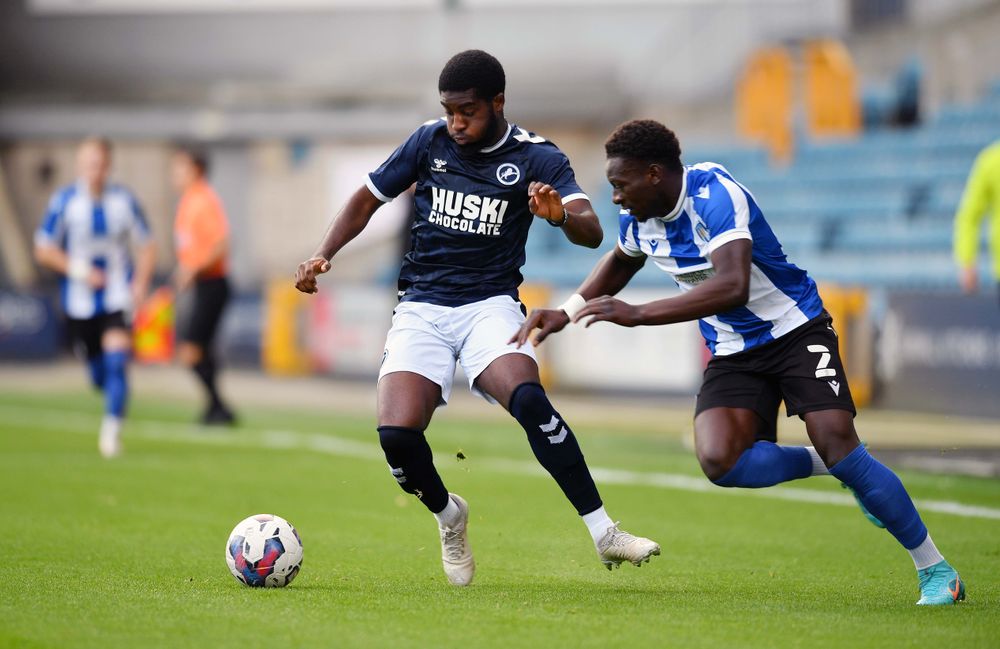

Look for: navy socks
[377,425,450,514]
[508,382,602,516]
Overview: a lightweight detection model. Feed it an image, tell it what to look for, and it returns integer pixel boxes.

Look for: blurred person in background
[954,138,1000,301]
[33,136,156,458]
[295,50,659,587]
[171,146,236,425]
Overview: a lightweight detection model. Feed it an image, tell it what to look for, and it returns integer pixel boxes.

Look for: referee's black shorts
[694,311,857,442]
[178,276,230,348]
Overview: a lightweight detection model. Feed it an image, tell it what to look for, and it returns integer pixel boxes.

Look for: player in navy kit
[513,119,966,606]
[294,51,658,586]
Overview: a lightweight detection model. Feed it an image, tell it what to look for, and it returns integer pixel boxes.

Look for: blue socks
[712,441,814,488]
[830,444,928,549]
[102,350,129,418]
[86,351,127,417]
[86,355,106,390]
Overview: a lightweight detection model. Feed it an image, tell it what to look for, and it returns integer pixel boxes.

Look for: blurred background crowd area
[1,0,999,419]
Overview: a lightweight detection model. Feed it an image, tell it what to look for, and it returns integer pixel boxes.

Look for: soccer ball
[225,514,303,588]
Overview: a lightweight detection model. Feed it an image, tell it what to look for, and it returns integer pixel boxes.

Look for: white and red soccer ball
[225,514,303,588]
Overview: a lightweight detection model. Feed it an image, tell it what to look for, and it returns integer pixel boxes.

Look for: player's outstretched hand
[574,296,642,328]
[509,308,570,348]
[295,257,332,294]
[528,182,564,224]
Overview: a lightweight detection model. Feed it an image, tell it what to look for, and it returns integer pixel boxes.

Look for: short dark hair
[604,119,683,174]
[175,145,209,177]
[438,49,505,100]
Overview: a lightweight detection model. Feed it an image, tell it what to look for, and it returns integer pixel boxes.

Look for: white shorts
[378,295,537,405]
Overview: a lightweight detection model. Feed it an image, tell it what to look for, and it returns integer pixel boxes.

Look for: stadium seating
[523,85,1000,291]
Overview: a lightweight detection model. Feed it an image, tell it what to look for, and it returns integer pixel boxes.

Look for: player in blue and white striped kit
[515,120,965,606]
[34,137,156,458]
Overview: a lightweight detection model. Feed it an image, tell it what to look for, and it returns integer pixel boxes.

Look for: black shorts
[66,311,129,359]
[178,276,230,348]
[694,312,857,441]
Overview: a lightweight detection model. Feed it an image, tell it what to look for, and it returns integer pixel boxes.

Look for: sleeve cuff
[617,240,645,258]
[561,192,589,205]
[34,231,55,247]
[706,230,751,255]
[365,175,394,203]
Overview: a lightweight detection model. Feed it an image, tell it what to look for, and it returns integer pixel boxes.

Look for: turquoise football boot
[916,560,966,605]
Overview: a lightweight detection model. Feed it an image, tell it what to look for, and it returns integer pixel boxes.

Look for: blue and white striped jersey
[35,181,151,320]
[617,162,824,356]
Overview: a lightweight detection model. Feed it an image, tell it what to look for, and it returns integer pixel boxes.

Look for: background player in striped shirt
[514,119,966,606]
[34,137,156,458]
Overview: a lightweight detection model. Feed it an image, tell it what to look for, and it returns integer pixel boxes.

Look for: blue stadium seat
[532,83,998,291]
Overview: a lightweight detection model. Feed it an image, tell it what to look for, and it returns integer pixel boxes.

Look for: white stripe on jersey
[701,314,746,356]
[707,172,751,255]
[744,264,810,339]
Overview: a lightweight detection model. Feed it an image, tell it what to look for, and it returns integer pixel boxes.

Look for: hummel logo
[828,380,841,396]
[539,415,568,444]
[697,186,711,199]
[431,158,448,173]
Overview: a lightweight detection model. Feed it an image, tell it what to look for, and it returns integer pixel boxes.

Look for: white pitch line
[2,403,999,521]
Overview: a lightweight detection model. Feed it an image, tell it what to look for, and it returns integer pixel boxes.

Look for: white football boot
[596,522,660,570]
[438,493,475,586]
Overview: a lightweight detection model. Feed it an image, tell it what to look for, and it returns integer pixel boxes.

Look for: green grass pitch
[1,389,998,648]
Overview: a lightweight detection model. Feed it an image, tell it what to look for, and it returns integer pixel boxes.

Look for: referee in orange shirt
[171,147,236,425]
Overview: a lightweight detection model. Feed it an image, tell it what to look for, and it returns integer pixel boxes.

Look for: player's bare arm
[34,242,106,289]
[295,185,385,294]
[528,182,602,248]
[511,246,645,347]
[574,238,751,328]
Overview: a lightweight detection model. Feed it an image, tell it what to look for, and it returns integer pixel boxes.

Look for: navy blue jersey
[367,119,588,306]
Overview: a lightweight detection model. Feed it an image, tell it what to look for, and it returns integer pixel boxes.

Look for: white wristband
[557,293,586,320]
[67,258,90,281]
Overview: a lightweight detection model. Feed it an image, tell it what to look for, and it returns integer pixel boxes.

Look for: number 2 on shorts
[807,344,837,379]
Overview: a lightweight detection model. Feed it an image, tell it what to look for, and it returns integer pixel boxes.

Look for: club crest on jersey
[428,186,509,236]
[431,158,448,173]
[695,222,711,243]
[496,163,521,186]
